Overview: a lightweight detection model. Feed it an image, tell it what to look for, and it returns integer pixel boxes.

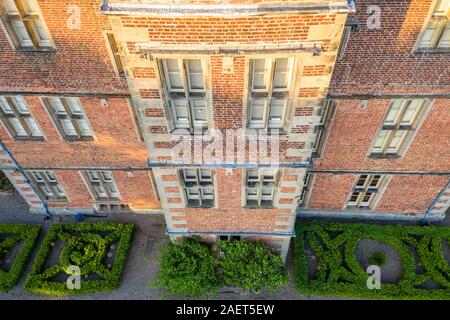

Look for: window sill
[15,137,45,141]
[368,153,401,160]
[243,205,276,209]
[16,47,57,53]
[414,48,450,54]
[245,128,288,136]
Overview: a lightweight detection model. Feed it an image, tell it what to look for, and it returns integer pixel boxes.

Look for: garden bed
[0,224,40,292]
[25,222,133,295]
[294,221,450,299]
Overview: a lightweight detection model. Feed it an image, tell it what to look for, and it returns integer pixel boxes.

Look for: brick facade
[1,0,448,263]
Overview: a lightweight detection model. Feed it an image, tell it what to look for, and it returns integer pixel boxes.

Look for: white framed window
[370,99,430,157]
[26,170,67,201]
[0,0,54,50]
[160,58,210,132]
[312,100,336,157]
[248,58,295,130]
[180,168,215,208]
[416,0,450,51]
[82,170,121,201]
[0,96,43,139]
[347,174,384,208]
[43,97,93,140]
[245,168,279,207]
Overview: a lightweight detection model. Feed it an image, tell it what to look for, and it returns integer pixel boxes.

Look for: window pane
[187,59,204,90]
[95,185,107,198]
[0,97,13,114]
[9,118,27,136]
[191,100,207,127]
[268,99,286,128]
[32,172,44,182]
[349,191,360,203]
[247,169,259,183]
[361,192,373,205]
[384,100,404,125]
[356,175,368,187]
[372,130,389,152]
[187,187,200,199]
[171,100,189,128]
[33,19,51,46]
[249,100,267,128]
[88,171,100,181]
[49,98,66,114]
[199,169,212,182]
[12,96,29,114]
[26,118,42,137]
[4,0,19,14]
[61,119,77,136]
[23,0,40,14]
[246,187,259,199]
[183,169,197,182]
[369,175,382,188]
[201,187,214,199]
[434,0,450,13]
[165,59,183,90]
[76,119,92,136]
[252,59,269,90]
[101,171,113,181]
[11,20,33,47]
[401,100,423,126]
[273,58,292,90]
[45,171,57,182]
[66,98,83,115]
[438,23,450,48]
[387,130,408,153]
[262,169,276,182]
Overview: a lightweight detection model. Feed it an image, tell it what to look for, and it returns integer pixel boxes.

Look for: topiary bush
[153,236,221,298]
[218,239,288,293]
[25,222,133,295]
[294,221,450,299]
[0,224,40,292]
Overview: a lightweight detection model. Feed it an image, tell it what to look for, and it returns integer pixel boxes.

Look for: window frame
[244,168,280,208]
[0,96,43,140]
[312,99,336,158]
[247,57,296,132]
[346,174,385,209]
[42,97,94,141]
[26,170,67,202]
[415,0,450,53]
[158,57,211,133]
[369,99,431,158]
[298,173,313,208]
[180,168,215,208]
[0,0,55,52]
[81,170,121,202]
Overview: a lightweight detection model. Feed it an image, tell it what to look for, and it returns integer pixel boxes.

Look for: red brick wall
[307,173,447,214]
[0,0,127,94]
[376,175,448,213]
[0,96,148,168]
[313,99,450,172]
[330,0,450,95]
[177,169,290,232]
[49,170,160,209]
[122,14,336,46]
[308,174,356,210]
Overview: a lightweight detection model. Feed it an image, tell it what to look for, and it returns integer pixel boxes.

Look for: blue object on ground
[75,214,85,222]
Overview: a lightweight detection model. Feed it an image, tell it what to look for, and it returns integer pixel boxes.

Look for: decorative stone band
[165,229,295,238]
[133,42,322,55]
[100,1,355,17]
[298,208,447,222]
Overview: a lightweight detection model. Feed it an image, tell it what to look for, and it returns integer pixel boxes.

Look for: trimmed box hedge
[294,221,450,299]
[0,224,40,292]
[25,222,133,295]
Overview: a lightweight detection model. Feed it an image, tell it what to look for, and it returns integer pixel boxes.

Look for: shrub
[218,240,288,293]
[294,221,450,299]
[25,222,133,295]
[370,252,387,267]
[0,224,40,292]
[153,236,221,298]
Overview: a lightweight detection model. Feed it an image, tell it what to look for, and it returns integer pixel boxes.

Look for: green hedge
[154,236,221,298]
[0,224,40,292]
[0,172,14,193]
[294,221,450,299]
[25,222,133,295]
[218,240,287,293]
[154,237,288,297]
